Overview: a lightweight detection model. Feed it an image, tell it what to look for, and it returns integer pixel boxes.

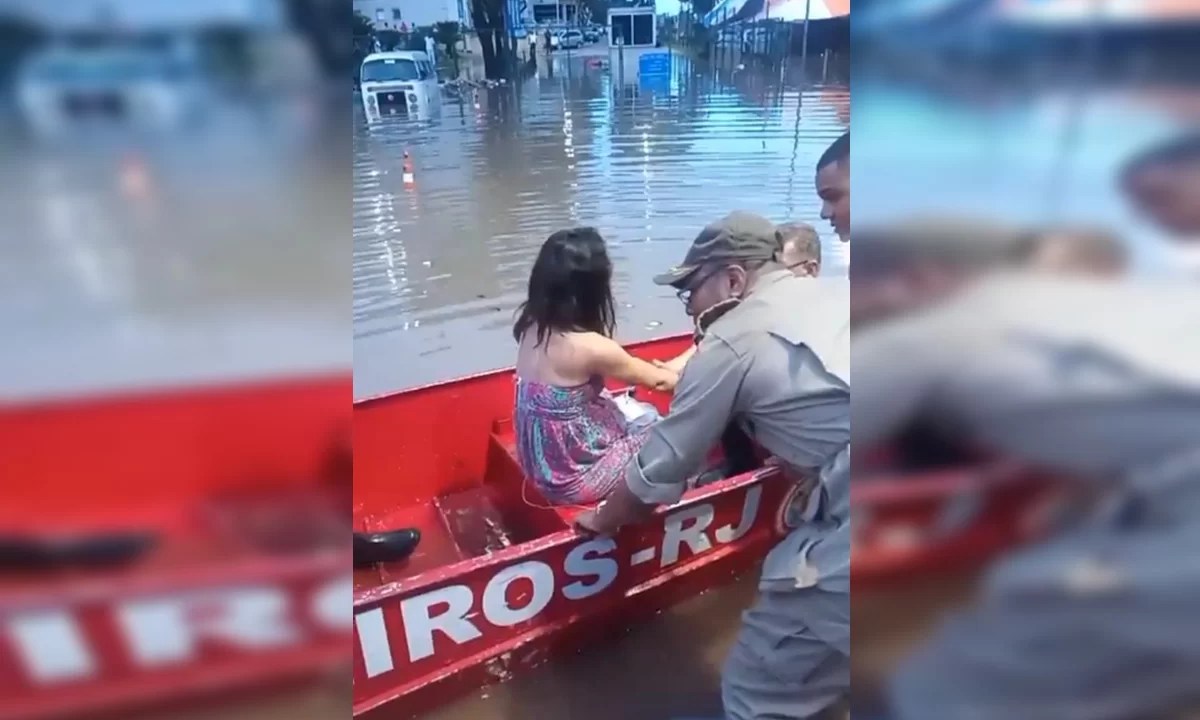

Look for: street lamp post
[800,0,812,61]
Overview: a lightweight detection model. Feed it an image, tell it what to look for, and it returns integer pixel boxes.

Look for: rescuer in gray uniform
[852,221,1200,720]
[577,211,851,719]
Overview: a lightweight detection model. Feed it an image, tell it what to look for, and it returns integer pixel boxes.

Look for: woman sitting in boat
[513,227,682,506]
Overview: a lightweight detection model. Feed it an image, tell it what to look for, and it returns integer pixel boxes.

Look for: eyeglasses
[676,264,727,305]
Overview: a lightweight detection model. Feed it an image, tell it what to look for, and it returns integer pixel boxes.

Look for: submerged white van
[359,51,439,120]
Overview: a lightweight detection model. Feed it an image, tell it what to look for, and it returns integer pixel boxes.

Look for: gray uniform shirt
[860,275,1200,720]
[625,270,851,592]
[853,273,1200,480]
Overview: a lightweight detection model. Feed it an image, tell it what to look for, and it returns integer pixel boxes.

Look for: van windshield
[31,53,190,83]
[361,58,428,83]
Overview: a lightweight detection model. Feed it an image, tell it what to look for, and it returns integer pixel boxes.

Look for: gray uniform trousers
[723,449,851,720]
[722,585,849,720]
[891,447,1200,720]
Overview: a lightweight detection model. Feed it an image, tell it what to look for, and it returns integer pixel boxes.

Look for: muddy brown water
[142,570,978,720]
[352,50,850,400]
[346,50,850,718]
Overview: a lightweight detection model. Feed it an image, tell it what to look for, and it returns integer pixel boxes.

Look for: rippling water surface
[353,51,850,398]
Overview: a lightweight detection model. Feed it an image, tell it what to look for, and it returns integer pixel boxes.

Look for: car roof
[363,51,428,63]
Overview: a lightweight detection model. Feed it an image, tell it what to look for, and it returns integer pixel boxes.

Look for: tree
[0,16,46,84]
[582,0,610,25]
[352,10,375,75]
[433,21,463,75]
[375,29,402,51]
[284,0,353,78]
[353,11,375,44]
[469,0,507,79]
[433,22,462,56]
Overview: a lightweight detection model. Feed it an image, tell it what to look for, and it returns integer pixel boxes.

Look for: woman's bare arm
[654,346,697,375]
[582,334,679,392]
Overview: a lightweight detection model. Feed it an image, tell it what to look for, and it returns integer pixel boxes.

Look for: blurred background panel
[852,2,1200,719]
[0,1,351,719]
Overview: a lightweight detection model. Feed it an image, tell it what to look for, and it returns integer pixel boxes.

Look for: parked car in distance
[560,30,584,49]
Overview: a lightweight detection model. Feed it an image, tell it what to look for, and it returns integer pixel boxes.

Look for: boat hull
[351,335,802,717]
[351,334,1062,715]
[353,473,796,719]
[1,373,352,720]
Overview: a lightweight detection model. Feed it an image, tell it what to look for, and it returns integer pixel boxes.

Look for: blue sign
[638,52,671,78]
[507,0,528,33]
[638,52,672,93]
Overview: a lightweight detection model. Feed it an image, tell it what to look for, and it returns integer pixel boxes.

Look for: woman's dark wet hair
[513,227,617,347]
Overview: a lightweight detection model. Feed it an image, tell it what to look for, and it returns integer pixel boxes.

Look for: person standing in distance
[777,221,823,277]
[817,132,850,243]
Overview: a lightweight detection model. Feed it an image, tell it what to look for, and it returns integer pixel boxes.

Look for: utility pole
[800,0,812,61]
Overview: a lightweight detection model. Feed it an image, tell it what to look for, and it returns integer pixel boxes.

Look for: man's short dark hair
[818,132,849,171]
[1121,132,1200,183]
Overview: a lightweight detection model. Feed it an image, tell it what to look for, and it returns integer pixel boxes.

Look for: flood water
[0,92,349,402]
[349,46,849,719]
[352,49,850,399]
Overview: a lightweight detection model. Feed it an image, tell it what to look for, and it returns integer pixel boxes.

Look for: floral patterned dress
[514,376,652,505]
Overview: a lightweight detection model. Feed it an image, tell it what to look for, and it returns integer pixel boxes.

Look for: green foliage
[433,21,462,58]
[582,0,611,23]
[375,29,403,51]
[0,16,46,82]
[353,11,374,41]
[200,24,254,81]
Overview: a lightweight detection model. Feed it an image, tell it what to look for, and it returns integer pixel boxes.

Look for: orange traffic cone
[119,153,151,200]
[402,151,415,187]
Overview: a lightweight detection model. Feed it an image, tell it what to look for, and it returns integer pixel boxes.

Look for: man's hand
[573,508,607,536]
[574,483,655,536]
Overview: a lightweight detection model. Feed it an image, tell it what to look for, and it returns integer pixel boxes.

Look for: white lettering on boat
[370,543,621,677]
[660,504,714,567]
[562,538,619,600]
[400,585,481,663]
[661,484,762,566]
[481,560,555,627]
[716,484,762,543]
[357,483,769,675]
[355,607,393,679]
[119,589,299,665]
[5,574,351,686]
[7,613,95,683]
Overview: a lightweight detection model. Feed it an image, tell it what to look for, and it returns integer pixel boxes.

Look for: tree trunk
[470,0,505,79]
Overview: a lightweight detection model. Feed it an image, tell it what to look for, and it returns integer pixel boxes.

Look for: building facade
[530,0,581,25]
[352,0,468,30]
[7,0,285,30]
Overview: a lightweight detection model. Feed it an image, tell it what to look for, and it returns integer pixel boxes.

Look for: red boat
[0,375,351,720]
[351,334,1063,718]
[852,457,1066,591]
